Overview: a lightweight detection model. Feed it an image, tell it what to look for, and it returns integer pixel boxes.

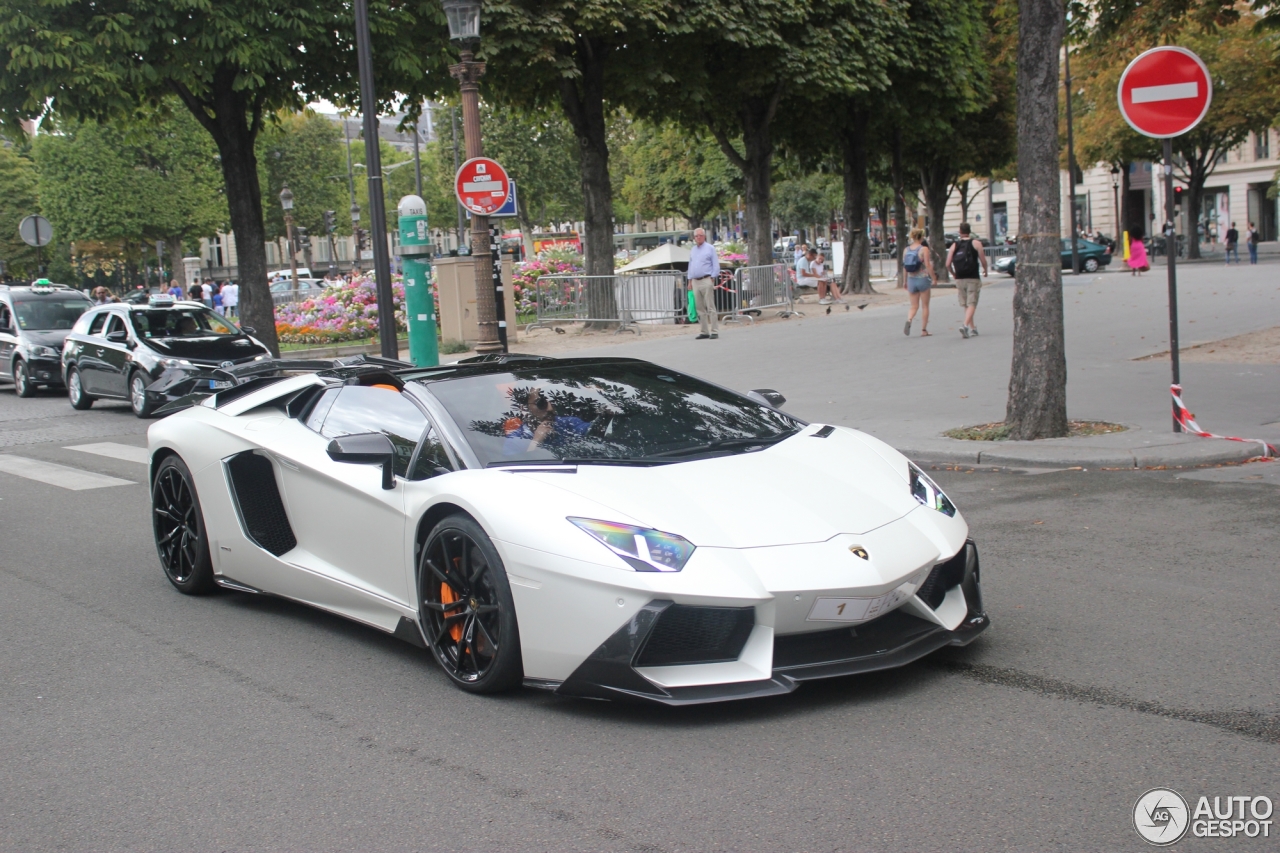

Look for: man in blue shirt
[687,227,721,339]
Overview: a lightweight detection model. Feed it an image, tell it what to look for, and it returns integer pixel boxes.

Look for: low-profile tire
[1084,257,1100,273]
[418,514,523,694]
[66,367,94,410]
[129,370,155,418]
[13,359,36,397]
[152,455,216,595]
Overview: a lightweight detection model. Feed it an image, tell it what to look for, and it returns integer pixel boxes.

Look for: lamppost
[1110,166,1121,242]
[350,202,362,273]
[279,185,299,288]
[444,0,501,353]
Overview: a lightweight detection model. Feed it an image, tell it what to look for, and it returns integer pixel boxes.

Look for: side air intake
[226,452,297,556]
[635,605,755,667]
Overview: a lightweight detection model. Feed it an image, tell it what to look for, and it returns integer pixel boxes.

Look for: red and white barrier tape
[1171,384,1277,458]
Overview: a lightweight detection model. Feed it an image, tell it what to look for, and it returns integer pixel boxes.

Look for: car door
[72,311,111,393]
[95,313,132,398]
[0,303,16,375]
[262,385,428,610]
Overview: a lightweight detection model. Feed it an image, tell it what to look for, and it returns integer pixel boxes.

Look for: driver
[175,315,199,335]
[503,388,590,453]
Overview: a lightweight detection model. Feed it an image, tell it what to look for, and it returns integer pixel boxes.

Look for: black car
[62,297,270,417]
[0,282,95,397]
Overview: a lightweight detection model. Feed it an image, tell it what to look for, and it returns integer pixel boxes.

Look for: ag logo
[848,546,869,560]
[1134,788,1190,846]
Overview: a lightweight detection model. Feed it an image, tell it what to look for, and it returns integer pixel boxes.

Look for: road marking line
[1131,82,1198,104]
[64,442,150,465]
[0,455,136,490]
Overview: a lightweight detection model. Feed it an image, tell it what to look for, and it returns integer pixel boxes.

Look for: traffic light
[1173,186,1184,209]
[355,228,367,254]
[322,210,336,234]
[295,226,311,253]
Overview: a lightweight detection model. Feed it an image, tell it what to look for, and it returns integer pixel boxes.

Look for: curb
[894,437,1266,469]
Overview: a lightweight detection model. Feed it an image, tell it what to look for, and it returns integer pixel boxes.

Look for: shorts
[907,276,931,294]
[956,278,981,307]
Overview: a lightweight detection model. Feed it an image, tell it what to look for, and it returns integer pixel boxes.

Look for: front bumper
[25,356,64,384]
[552,540,988,706]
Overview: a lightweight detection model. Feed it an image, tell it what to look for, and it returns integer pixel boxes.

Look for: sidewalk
[509,260,1280,469]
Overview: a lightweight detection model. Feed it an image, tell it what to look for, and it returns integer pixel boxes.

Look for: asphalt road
[2,363,1278,852]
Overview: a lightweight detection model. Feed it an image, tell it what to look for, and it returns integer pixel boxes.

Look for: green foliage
[620,122,739,226]
[258,112,350,239]
[0,144,40,275]
[772,172,841,232]
[480,102,583,228]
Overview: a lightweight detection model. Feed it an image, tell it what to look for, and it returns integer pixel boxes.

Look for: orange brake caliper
[440,582,464,642]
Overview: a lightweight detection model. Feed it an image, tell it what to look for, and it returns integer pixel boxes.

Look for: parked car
[0,281,94,396]
[993,238,1113,275]
[62,296,270,417]
[270,278,326,301]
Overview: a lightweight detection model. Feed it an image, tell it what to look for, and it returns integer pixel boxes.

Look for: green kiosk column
[397,194,438,366]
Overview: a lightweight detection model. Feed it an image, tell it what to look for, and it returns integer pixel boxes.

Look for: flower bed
[275,276,410,344]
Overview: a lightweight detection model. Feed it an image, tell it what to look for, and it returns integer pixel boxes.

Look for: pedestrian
[945,222,988,338]
[1246,222,1259,265]
[1224,222,1239,264]
[901,227,935,337]
[91,286,113,305]
[793,241,808,268]
[814,252,843,304]
[1126,229,1149,276]
[200,278,213,307]
[222,280,239,318]
[687,227,721,340]
[167,279,183,299]
[188,282,203,302]
[211,281,224,315]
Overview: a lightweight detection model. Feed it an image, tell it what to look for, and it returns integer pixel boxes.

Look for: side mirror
[106,329,129,344]
[748,389,786,408]
[326,432,396,490]
[240,326,256,335]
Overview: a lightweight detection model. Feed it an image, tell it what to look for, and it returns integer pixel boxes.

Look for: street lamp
[1110,166,1121,243]
[445,0,501,353]
[279,185,298,287]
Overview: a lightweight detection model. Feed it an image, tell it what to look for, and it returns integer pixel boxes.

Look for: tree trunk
[840,119,874,295]
[168,237,185,290]
[557,37,615,326]
[1006,0,1067,440]
[958,179,971,222]
[891,127,908,284]
[711,89,782,270]
[920,163,953,283]
[515,194,536,261]
[1182,153,1211,261]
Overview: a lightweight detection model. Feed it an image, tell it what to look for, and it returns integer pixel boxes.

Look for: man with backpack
[945,222,988,339]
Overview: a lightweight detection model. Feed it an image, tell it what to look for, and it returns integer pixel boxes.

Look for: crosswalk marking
[0,455,136,490]
[64,442,150,465]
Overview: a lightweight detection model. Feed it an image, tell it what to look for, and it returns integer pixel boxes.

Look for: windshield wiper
[487,457,660,468]
[646,432,797,458]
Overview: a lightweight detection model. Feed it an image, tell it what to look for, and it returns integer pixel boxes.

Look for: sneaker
[710,333,719,339]
[959,327,970,339]
[904,320,912,336]
[818,297,834,305]
[695,334,710,340]
[968,327,979,336]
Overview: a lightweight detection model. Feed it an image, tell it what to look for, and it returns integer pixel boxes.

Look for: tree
[620,122,738,231]
[0,143,41,277]
[1006,0,1068,439]
[772,171,841,239]
[35,107,226,281]
[258,112,350,241]
[0,0,453,354]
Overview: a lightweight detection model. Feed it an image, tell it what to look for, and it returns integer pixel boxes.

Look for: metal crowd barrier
[723,263,797,324]
[526,273,688,335]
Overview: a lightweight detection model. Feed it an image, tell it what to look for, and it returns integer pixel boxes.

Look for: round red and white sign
[454,157,510,216]
[1117,46,1212,139]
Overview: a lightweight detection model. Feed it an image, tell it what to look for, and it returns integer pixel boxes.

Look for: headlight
[31,345,59,358]
[568,517,696,572]
[159,357,193,369]
[909,463,956,517]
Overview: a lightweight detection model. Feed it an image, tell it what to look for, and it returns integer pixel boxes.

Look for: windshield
[426,361,802,466]
[12,296,93,331]
[130,307,240,338]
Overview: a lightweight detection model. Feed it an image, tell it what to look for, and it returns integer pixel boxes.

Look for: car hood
[142,335,269,363]
[21,329,73,348]
[511,426,919,548]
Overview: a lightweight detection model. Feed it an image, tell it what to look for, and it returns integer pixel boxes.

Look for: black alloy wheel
[418,515,522,693]
[152,455,215,594]
[129,370,154,418]
[13,359,35,397]
[67,367,93,410]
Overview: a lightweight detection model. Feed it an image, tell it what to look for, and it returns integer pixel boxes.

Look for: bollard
[397,194,438,367]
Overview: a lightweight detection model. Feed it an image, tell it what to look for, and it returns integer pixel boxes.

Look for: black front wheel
[418,515,522,693]
[13,359,36,397]
[152,455,216,594]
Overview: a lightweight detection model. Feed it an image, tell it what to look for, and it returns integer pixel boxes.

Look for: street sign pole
[490,226,508,352]
[1163,138,1181,431]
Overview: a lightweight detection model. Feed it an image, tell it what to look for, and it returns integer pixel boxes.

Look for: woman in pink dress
[1126,230,1149,276]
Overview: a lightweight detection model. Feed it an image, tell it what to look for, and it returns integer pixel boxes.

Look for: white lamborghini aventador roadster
[148,355,987,705]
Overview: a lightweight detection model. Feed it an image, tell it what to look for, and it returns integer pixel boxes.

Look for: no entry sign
[455,157,510,216]
[1117,46,1212,138]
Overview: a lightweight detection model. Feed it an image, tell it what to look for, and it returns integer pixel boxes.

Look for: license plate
[808,587,915,624]
[209,380,234,389]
